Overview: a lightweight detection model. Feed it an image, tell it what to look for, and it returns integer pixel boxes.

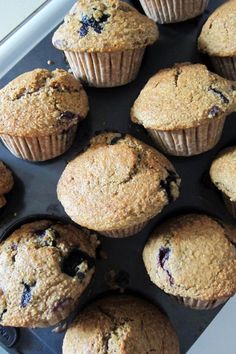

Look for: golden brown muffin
[210,146,236,218]
[57,132,181,238]
[52,0,159,87]
[198,0,236,80]
[63,296,180,354]
[139,0,209,24]
[143,214,236,310]
[0,162,14,208]
[0,68,89,161]
[131,63,236,156]
[0,220,98,327]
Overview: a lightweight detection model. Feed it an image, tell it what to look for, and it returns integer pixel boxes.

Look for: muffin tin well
[0,0,235,353]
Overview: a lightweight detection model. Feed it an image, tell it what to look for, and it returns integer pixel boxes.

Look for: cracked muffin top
[143,214,236,301]
[198,0,236,57]
[131,63,236,130]
[0,68,89,137]
[52,0,158,52]
[57,133,181,233]
[63,296,180,354]
[0,162,14,209]
[210,146,236,202]
[0,220,98,327]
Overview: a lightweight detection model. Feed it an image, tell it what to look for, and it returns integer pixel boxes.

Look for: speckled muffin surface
[210,146,236,201]
[57,133,181,233]
[0,162,14,208]
[143,214,236,302]
[63,296,180,354]
[52,0,158,52]
[0,220,98,327]
[198,0,236,57]
[0,68,89,137]
[131,63,236,130]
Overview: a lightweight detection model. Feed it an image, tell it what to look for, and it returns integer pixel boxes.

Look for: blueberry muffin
[198,0,236,80]
[0,220,98,327]
[131,63,236,156]
[63,296,180,354]
[210,146,236,218]
[0,162,14,208]
[57,133,181,238]
[0,68,89,161]
[139,0,209,24]
[143,214,236,310]
[52,0,158,87]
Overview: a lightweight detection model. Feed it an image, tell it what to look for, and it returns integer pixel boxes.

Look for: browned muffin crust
[52,0,158,52]
[63,296,180,354]
[143,214,236,301]
[0,162,14,208]
[0,68,89,137]
[0,220,98,327]
[57,133,181,232]
[131,63,236,130]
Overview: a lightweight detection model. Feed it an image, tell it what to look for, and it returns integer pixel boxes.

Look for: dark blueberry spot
[59,111,77,120]
[232,85,236,91]
[79,14,110,37]
[160,170,178,203]
[10,244,17,251]
[158,247,174,285]
[209,87,229,104]
[80,24,89,37]
[61,249,95,278]
[35,228,58,247]
[0,309,7,322]
[158,247,170,268]
[21,282,36,308]
[77,272,85,280]
[110,133,126,145]
[208,105,221,118]
[35,229,46,238]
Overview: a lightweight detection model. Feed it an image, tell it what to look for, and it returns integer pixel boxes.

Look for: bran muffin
[198,0,236,80]
[0,162,14,208]
[143,214,236,310]
[52,0,158,87]
[63,296,180,354]
[0,68,89,161]
[139,0,209,24]
[57,132,181,238]
[131,63,236,156]
[0,220,98,327]
[210,146,236,218]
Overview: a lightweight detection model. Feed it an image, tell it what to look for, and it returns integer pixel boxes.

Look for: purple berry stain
[79,14,110,37]
[158,247,174,285]
[21,282,36,308]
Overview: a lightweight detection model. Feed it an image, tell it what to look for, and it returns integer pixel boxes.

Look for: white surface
[187,295,236,354]
[0,0,75,79]
[0,0,48,41]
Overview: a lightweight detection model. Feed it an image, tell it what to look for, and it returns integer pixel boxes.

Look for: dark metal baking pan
[0,0,235,353]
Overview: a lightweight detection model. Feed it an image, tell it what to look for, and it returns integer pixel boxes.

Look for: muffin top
[57,133,181,233]
[0,68,89,137]
[0,162,14,208]
[63,296,180,354]
[52,0,158,52]
[143,214,236,301]
[210,146,236,202]
[198,0,236,57]
[131,63,236,130]
[0,220,98,327]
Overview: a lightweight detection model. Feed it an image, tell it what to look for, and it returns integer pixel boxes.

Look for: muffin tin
[0,0,235,353]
